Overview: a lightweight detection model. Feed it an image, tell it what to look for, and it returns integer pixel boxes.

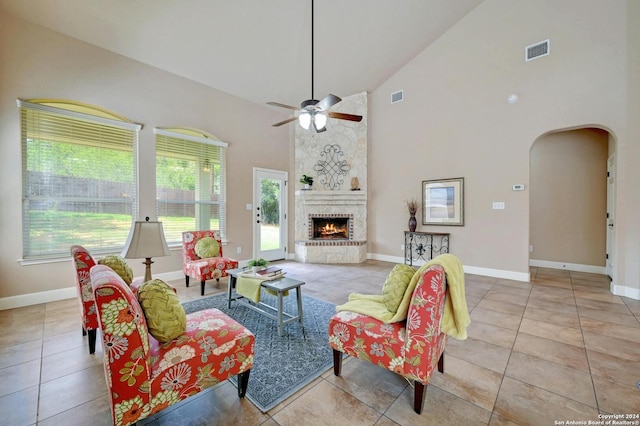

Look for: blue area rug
[182,291,335,412]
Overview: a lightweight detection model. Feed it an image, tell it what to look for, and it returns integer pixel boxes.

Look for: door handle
[608,223,614,228]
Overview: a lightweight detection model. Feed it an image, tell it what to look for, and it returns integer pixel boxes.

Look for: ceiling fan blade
[318,94,341,111]
[328,111,363,122]
[272,116,298,127]
[267,102,299,111]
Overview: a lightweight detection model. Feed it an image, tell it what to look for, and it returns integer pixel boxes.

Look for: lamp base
[142,258,154,282]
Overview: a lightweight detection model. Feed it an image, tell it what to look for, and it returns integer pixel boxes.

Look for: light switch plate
[492,202,505,210]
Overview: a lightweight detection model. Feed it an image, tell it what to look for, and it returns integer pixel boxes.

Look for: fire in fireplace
[312,217,349,239]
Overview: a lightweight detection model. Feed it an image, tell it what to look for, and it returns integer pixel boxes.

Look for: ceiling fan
[267,0,363,133]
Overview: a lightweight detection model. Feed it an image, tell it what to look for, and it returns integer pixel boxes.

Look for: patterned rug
[182,291,336,412]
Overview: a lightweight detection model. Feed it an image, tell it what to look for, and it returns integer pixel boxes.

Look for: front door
[253,168,287,261]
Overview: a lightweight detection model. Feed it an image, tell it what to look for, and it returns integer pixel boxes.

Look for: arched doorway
[529,127,615,277]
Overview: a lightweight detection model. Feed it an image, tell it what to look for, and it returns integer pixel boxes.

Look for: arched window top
[24,98,134,123]
[154,127,227,148]
[161,127,220,141]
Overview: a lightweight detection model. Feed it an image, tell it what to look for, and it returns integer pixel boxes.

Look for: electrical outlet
[236,246,242,254]
[529,245,533,252]
[401,244,405,251]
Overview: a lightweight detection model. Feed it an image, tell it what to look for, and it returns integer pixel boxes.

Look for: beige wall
[0,14,290,299]
[2,0,640,303]
[530,129,608,266]
[369,0,638,294]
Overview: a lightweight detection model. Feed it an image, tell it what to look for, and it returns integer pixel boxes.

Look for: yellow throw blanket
[236,274,289,303]
[336,254,470,340]
[236,276,262,303]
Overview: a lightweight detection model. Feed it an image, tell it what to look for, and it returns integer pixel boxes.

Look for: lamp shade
[122,219,171,259]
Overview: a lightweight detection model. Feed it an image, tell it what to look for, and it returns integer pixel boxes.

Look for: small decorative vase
[408,214,417,232]
[252,266,261,275]
[303,183,311,190]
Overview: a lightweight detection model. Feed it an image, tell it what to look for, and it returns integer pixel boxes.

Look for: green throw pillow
[195,236,220,258]
[137,279,186,343]
[98,255,133,285]
[382,264,417,314]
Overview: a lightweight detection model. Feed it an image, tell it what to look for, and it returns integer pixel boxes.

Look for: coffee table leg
[277,291,284,337]
[296,286,304,325]
[227,276,236,309]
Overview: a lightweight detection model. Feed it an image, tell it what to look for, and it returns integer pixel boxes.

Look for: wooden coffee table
[226,268,305,337]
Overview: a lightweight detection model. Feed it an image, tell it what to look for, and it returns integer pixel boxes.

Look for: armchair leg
[185,275,190,287]
[332,349,343,376]
[438,351,444,373]
[237,370,251,398]
[88,329,97,354]
[201,280,206,296]
[414,382,427,414]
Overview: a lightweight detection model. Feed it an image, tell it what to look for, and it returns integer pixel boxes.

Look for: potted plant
[300,174,314,190]
[406,198,419,232]
[247,258,268,274]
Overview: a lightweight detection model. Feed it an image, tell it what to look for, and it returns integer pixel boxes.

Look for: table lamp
[122,217,171,282]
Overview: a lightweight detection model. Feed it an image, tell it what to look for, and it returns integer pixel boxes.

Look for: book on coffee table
[257,266,282,277]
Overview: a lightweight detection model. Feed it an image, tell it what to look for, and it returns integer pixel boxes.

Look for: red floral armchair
[70,245,100,354]
[329,264,448,414]
[182,230,239,296]
[90,264,255,426]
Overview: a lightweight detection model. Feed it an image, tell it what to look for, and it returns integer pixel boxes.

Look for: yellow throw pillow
[382,264,416,314]
[137,279,186,343]
[194,236,220,258]
[98,255,133,285]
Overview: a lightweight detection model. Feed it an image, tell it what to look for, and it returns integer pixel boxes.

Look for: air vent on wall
[391,90,404,104]
[525,39,550,61]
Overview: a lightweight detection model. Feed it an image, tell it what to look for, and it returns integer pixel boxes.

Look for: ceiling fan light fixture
[314,111,327,129]
[299,111,312,129]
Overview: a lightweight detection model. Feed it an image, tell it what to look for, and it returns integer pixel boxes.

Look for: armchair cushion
[137,279,187,343]
[382,264,416,314]
[98,255,134,285]
[195,236,220,259]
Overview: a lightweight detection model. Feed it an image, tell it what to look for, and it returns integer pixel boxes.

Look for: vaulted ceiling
[0,0,483,108]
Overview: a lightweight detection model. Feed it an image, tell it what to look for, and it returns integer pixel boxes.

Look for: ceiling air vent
[391,90,404,104]
[525,39,550,61]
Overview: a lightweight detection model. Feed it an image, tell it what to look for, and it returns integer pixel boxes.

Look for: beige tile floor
[1,260,639,425]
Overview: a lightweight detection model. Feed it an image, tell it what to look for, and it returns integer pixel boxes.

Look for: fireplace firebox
[310,216,351,240]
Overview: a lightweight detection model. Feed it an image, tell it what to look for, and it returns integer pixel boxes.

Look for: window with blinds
[155,128,228,245]
[18,99,141,259]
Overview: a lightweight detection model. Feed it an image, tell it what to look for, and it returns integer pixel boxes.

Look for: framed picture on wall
[422,177,464,226]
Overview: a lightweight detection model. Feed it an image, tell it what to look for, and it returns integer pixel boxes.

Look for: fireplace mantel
[296,190,367,206]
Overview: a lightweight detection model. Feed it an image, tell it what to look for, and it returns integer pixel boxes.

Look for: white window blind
[18,100,140,259]
[155,128,228,244]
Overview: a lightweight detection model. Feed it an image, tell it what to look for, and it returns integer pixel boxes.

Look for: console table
[404,231,450,266]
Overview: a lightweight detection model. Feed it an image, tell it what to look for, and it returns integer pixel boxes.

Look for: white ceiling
[0,0,483,108]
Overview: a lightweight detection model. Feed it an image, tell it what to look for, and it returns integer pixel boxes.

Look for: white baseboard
[5,256,630,310]
[0,286,77,311]
[0,271,186,311]
[367,253,530,282]
[611,283,640,300]
[529,259,606,275]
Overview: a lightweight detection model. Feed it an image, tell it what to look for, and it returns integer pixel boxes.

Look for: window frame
[154,127,229,245]
[17,99,141,261]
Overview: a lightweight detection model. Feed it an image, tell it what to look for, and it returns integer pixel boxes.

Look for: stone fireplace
[294,92,368,263]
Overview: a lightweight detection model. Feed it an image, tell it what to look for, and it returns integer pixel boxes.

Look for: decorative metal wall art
[312,144,351,190]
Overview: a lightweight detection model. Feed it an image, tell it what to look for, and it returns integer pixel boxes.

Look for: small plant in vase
[406,198,419,232]
[247,258,268,274]
[300,174,314,190]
